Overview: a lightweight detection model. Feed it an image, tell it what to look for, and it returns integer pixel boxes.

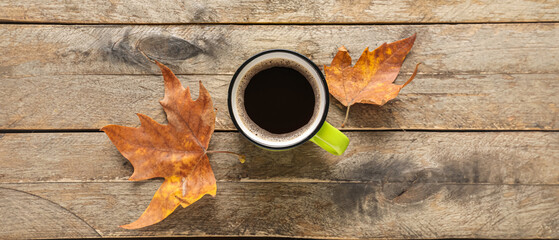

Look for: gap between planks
[2,20,559,26]
[5,72,555,76]
[1,181,558,186]
[1,129,559,133]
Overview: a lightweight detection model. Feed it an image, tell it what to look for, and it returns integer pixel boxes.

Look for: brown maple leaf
[102,61,242,229]
[324,34,420,127]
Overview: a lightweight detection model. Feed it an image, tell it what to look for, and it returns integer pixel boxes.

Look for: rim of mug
[227,49,330,150]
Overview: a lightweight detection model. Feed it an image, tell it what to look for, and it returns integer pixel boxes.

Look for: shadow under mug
[227,49,349,155]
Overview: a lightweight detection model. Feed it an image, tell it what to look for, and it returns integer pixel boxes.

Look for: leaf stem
[403,63,421,87]
[342,105,351,128]
[137,48,156,64]
[206,150,246,163]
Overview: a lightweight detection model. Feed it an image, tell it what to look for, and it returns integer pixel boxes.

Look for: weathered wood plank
[1,132,557,184]
[1,182,558,239]
[1,0,558,24]
[1,24,558,77]
[0,187,101,239]
[2,73,558,130]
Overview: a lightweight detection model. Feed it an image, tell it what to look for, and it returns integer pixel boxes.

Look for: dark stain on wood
[332,183,379,218]
[98,28,228,72]
[444,185,495,205]
[138,35,203,61]
[337,154,496,204]
[342,155,412,182]
[439,155,492,184]
[100,29,152,69]
[194,33,230,59]
[191,4,217,22]
[57,48,92,60]
[383,183,442,204]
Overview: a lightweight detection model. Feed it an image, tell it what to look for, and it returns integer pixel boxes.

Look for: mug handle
[309,122,349,155]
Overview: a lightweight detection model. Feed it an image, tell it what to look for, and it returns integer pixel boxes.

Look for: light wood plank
[1,182,558,239]
[2,73,558,130]
[1,132,557,184]
[1,24,558,77]
[1,0,558,24]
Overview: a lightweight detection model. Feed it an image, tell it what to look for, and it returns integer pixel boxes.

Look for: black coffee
[244,67,315,134]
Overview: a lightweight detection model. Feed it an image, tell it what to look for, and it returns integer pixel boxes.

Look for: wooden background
[1,0,558,239]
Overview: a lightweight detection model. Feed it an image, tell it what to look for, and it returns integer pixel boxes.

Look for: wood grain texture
[2,0,558,239]
[2,73,558,130]
[1,0,558,24]
[1,132,557,184]
[0,187,101,239]
[1,182,558,239]
[1,24,558,78]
